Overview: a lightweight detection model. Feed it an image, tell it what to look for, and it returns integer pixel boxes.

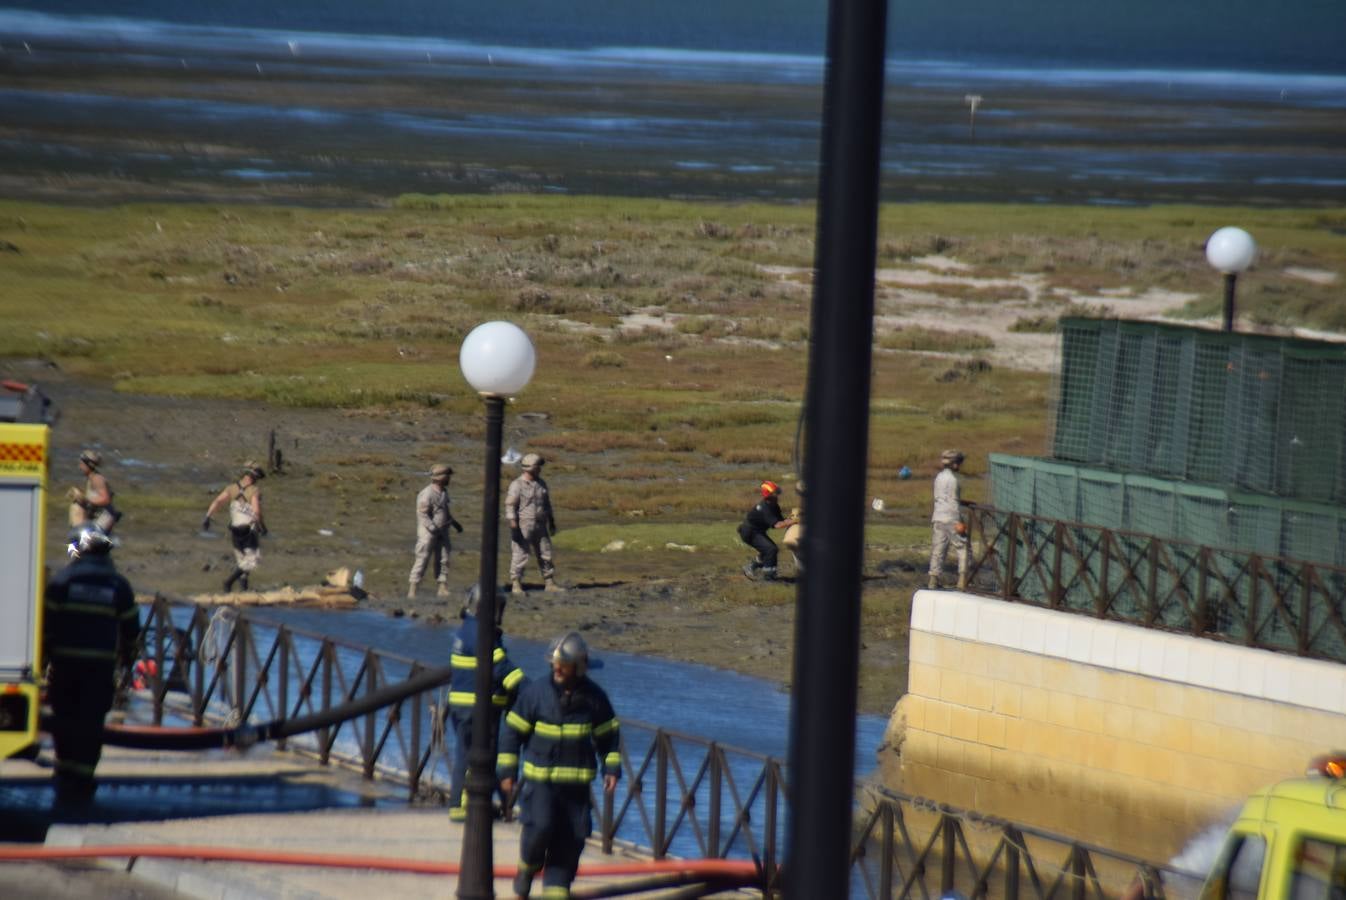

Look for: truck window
[1290,837,1346,900]
[1203,836,1268,900]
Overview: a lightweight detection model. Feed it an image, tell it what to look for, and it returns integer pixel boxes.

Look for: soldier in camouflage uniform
[505,453,561,595]
[408,463,463,599]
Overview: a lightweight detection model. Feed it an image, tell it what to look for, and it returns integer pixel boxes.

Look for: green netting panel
[992,454,1346,567]
[1173,482,1230,549]
[989,454,1036,513]
[1279,501,1341,568]
[1047,319,1346,502]
[1032,460,1081,522]
[1123,475,1178,539]
[1078,469,1125,531]
[1229,492,1284,559]
[1185,336,1232,484]
[1279,351,1346,503]
[1052,322,1101,464]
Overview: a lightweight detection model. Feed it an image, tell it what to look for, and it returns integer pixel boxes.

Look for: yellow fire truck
[0,380,52,760]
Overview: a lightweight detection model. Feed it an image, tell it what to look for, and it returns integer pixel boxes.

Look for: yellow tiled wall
[884,592,1346,862]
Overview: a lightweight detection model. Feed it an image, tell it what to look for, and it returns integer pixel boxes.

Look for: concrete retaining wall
[883,590,1346,862]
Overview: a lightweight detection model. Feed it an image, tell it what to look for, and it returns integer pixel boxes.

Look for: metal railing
[132,597,1192,897]
[964,504,1346,664]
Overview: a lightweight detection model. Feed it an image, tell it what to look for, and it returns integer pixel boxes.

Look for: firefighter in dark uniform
[738,480,798,581]
[43,524,140,806]
[446,583,525,822]
[498,632,621,899]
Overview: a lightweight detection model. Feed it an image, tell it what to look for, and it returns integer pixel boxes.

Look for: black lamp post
[785,0,888,894]
[456,321,536,900]
[1206,226,1257,332]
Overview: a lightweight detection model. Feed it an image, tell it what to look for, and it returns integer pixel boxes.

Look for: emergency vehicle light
[1307,753,1346,779]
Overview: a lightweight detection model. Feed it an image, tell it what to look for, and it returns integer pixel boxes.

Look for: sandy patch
[1284,266,1339,285]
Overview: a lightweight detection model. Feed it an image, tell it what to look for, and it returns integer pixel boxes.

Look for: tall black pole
[1222,272,1237,332]
[785,0,887,893]
[459,394,505,899]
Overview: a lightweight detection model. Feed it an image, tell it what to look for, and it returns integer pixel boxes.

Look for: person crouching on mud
[738,480,798,582]
[201,462,267,592]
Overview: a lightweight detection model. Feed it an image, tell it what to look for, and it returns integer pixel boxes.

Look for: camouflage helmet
[430,463,453,479]
[79,449,103,469]
[547,631,589,677]
[940,449,965,467]
[520,452,544,471]
[241,461,266,480]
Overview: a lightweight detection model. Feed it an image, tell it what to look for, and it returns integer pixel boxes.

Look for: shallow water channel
[169,605,888,866]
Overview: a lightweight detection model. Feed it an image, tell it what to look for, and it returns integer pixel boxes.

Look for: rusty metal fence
[964,504,1346,664]
[131,596,1196,898]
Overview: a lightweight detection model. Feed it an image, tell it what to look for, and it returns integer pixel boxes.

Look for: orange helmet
[760,480,780,498]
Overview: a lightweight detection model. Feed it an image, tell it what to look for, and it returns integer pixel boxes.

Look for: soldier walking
[68,449,120,534]
[202,462,267,593]
[408,463,463,599]
[505,453,561,595]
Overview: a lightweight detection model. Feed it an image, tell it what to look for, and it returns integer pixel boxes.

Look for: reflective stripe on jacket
[44,554,140,664]
[448,616,525,712]
[498,675,621,785]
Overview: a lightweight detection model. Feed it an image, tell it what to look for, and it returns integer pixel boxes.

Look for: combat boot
[407,581,419,600]
[927,574,940,590]
[761,567,778,582]
[511,578,525,595]
[742,562,758,581]
[223,568,243,592]
[544,577,564,593]
[436,583,451,598]
[237,573,250,592]
[957,573,968,591]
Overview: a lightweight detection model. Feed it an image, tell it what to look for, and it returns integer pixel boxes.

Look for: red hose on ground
[0,844,757,882]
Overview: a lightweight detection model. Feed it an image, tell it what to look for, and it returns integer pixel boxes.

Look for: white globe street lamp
[1205,227,1257,332]
[459,320,536,397]
[456,321,535,899]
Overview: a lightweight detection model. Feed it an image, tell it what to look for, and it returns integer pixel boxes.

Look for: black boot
[223,568,243,592]
[237,573,250,591]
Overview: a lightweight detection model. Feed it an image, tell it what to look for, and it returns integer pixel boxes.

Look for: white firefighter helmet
[547,631,589,677]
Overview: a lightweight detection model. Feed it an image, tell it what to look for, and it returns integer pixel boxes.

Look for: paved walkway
[2,746,737,899]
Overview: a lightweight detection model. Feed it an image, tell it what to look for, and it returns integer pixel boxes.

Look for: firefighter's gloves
[510,524,525,544]
[201,516,213,532]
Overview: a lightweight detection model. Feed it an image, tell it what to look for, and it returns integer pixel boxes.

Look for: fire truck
[0,380,53,760]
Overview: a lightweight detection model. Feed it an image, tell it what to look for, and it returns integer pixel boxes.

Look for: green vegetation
[4,194,1343,542]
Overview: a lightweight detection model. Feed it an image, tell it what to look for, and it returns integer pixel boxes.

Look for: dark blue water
[3,0,1343,74]
[1,5,1343,202]
[246,606,888,776]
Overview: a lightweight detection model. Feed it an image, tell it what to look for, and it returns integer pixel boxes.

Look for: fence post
[1071,846,1086,900]
[233,619,248,725]
[152,604,166,724]
[602,787,615,855]
[1298,563,1313,656]
[1051,520,1064,608]
[764,763,779,889]
[192,606,207,724]
[655,732,668,859]
[319,642,333,765]
[879,803,895,899]
[1146,540,1160,626]
[1098,531,1111,617]
[408,672,421,799]
[1196,547,1210,636]
[941,815,956,894]
[1246,555,1261,648]
[1004,827,1021,900]
[276,627,289,752]
[708,745,722,858]
[363,651,377,779]
[1004,513,1019,601]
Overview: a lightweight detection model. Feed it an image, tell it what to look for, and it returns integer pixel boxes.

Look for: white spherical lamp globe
[1206,227,1257,274]
[459,321,536,396]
